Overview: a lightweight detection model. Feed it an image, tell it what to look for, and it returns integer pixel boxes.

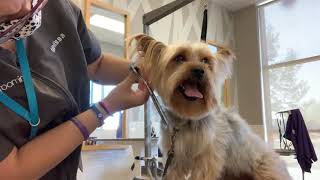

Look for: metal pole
[143,24,150,35]
[143,24,154,179]
[143,24,151,158]
[141,1,195,179]
[142,0,195,160]
[143,0,195,26]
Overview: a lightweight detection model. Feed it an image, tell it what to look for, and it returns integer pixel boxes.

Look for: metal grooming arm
[141,0,195,178]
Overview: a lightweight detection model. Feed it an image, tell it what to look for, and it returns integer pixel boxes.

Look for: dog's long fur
[129,34,291,180]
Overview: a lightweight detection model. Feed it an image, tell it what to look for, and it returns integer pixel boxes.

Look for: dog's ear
[128,34,167,77]
[214,47,236,80]
[128,34,166,60]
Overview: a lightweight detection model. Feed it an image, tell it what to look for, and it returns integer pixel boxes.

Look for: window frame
[207,40,232,107]
[257,1,320,143]
[85,0,131,138]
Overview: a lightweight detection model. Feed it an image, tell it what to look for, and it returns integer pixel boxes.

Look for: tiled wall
[71,0,235,47]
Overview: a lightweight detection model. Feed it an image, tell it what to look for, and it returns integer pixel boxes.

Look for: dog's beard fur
[129,35,291,180]
[129,34,234,120]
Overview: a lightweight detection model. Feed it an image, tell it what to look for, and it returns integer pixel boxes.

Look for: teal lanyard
[0,39,40,139]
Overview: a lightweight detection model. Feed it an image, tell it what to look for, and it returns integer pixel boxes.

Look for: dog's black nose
[192,68,204,79]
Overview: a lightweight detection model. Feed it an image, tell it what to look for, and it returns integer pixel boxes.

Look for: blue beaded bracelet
[90,104,105,127]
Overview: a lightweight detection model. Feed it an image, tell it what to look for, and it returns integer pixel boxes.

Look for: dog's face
[130,35,235,120]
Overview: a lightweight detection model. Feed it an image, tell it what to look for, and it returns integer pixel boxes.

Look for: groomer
[0,0,149,179]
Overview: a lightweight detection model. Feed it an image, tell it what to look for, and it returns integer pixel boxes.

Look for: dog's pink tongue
[184,84,203,98]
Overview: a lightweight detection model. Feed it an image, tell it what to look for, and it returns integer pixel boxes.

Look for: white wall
[100,41,124,57]
[233,6,264,138]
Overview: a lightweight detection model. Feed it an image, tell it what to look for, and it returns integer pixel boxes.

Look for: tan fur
[129,34,292,180]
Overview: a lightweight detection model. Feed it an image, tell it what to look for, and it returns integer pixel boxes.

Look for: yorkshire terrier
[129,34,291,180]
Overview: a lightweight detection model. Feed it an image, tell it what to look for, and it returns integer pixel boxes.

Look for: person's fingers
[121,74,139,88]
[138,81,147,91]
[104,73,150,110]
[134,87,149,104]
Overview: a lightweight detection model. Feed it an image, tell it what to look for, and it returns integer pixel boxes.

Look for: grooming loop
[129,64,169,128]
[130,64,181,179]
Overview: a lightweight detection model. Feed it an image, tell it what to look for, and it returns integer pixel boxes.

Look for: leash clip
[29,118,41,127]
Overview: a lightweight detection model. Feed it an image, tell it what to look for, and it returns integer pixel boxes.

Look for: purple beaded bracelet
[71,117,89,140]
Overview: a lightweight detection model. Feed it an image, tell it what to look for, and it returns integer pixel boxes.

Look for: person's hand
[102,74,149,114]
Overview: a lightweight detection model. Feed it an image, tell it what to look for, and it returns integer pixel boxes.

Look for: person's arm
[0,109,98,180]
[87,53,131,85]
[0,75,148,180]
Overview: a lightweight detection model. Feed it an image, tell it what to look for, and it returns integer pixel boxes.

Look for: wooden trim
[85,0,129,24]
[124,14,130,58]
[122,14,130,139]
[224,80,230,107]
[84,0,91,27]
[207,40,231,107]
[121,111,128,138]
[84,0,130,138]
[207,40,229,50]
[90,0,128,16]
[82,144,130,151]
[121,11,129,138]
[92,138,158,142]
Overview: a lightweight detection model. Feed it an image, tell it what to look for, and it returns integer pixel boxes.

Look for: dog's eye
[175,55,186,62]
[201,58,210,64]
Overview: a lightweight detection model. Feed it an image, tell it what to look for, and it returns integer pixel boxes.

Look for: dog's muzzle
[175,68,206,101]
[192,68,204,80]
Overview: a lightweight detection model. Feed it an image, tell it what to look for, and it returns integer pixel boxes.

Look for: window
[207,41,230,106]
[90,83,123,138]
[259,0,320,179]
[86,0,129,139]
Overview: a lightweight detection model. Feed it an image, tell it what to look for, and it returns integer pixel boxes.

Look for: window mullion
[267,55,320,70]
